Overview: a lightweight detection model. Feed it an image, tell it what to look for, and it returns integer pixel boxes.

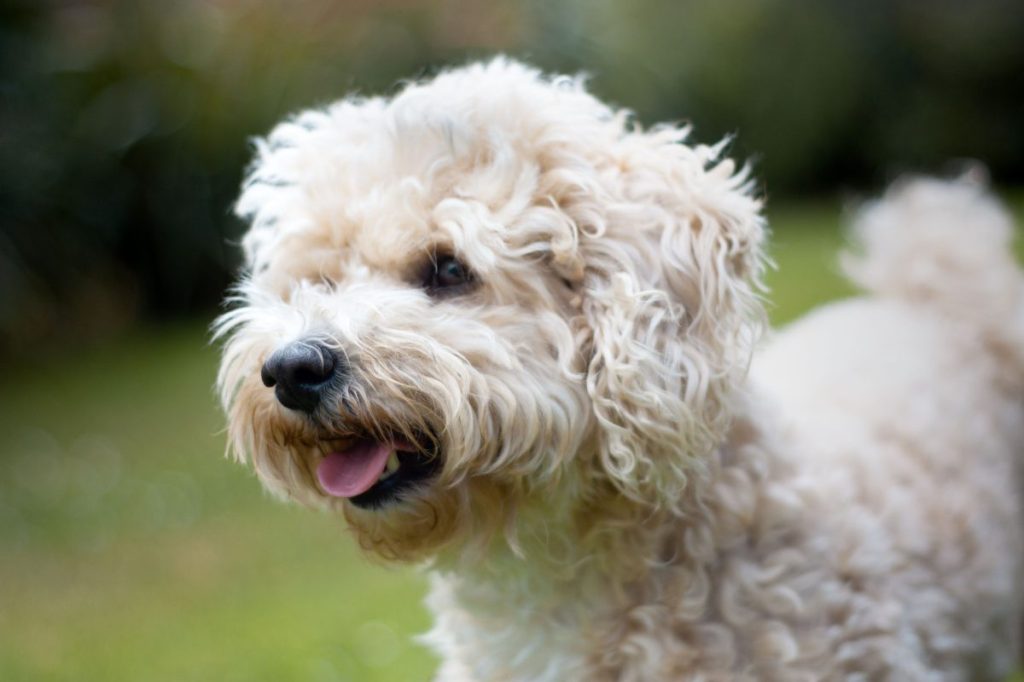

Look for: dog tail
[843,170,1024,374]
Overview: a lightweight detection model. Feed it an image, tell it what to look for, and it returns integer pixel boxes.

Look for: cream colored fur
[216,59,1024,680]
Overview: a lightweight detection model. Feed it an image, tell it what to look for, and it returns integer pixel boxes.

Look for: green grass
[0,328,433,681]
[1,193,1022,681]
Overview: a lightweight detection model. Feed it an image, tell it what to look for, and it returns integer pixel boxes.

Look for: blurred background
[1,1,1022,680]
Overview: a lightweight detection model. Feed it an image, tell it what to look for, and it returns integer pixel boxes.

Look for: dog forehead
[281,133,528,263]
[258,211,429,285]
[254,175,505,292]
[242,68,609,284]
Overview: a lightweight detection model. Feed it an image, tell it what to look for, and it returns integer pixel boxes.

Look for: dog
[216,59,1024,680]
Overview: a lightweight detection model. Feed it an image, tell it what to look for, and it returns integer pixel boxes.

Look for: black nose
[261,340,341,413]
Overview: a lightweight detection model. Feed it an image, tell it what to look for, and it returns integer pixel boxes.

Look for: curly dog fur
[217,59,1024,680]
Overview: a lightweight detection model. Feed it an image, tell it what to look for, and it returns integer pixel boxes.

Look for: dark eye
[424,254,473,295]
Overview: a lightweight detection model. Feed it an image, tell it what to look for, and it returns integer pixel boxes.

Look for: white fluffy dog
[216,59,1024,680]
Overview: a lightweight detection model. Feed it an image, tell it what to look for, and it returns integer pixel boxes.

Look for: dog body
[427,298,1024,681]
[218,60,1024,680]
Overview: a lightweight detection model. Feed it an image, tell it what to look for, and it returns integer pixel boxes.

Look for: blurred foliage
[1,0,1022,353]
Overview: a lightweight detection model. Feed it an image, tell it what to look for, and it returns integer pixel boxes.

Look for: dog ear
[574,127,767,509]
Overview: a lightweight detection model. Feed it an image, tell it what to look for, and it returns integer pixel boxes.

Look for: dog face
[217,59,767,562]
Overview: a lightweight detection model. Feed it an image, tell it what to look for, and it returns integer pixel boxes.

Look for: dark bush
[1,0,1021,353]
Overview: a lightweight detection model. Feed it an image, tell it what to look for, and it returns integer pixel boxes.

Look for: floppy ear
[574,127,767,508]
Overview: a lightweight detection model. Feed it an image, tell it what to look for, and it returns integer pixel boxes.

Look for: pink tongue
[317,440,393,498]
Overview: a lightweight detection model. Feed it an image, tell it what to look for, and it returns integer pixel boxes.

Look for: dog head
[216,59,766,562]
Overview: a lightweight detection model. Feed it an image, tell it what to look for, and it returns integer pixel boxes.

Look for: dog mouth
[316,436,440,509]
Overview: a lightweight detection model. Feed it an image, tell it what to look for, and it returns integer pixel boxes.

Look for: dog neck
[422,398,796,681]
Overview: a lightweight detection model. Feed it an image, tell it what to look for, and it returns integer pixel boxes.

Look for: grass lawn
[2,193,1022,681]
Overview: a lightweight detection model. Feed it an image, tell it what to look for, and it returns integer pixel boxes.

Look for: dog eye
[425,254,473,295]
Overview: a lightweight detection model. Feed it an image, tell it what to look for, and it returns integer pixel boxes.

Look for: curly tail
[843,171,1024,376]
